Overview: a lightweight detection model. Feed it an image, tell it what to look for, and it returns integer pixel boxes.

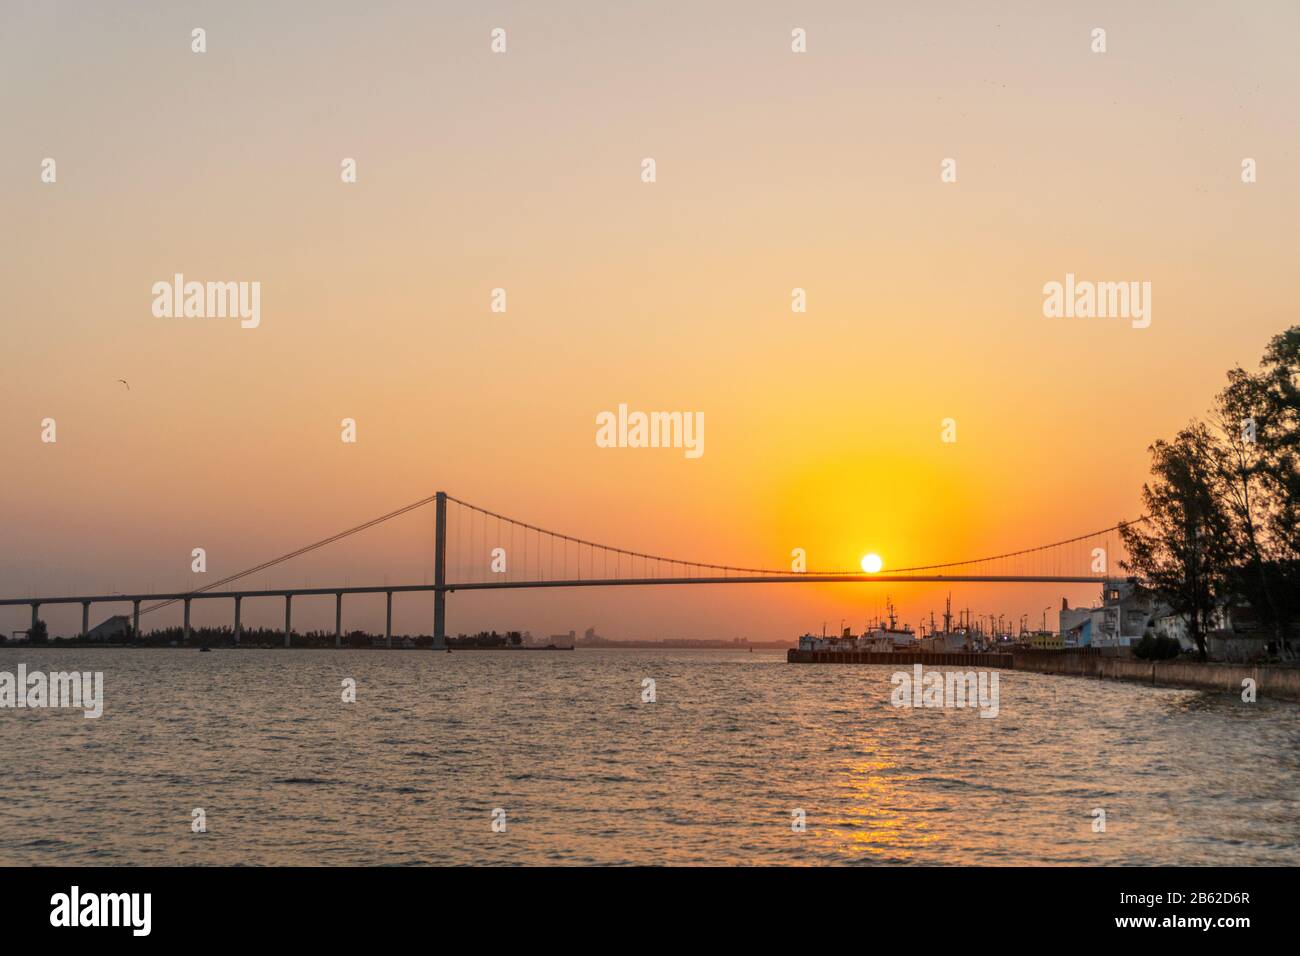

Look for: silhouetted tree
[1122,423,1234,661]
[1211,327,1299,657]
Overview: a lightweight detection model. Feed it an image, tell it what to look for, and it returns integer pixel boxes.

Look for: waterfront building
[1059,578,1152,648]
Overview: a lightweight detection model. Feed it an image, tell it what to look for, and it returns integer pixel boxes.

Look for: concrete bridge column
[334,593,342,648]
[284,595,292,648]
[433,491,447,648]
[385,591,392,648]
[30,602,39,638]
[81,601,90,638]
[183,598,191,645]
[132,600,140,642]
[233,596,241,645]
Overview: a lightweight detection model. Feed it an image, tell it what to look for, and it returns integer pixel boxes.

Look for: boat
[797,602,916,652]
[861,598,916,650]
[797,623,855,652]
[918,596,972,653]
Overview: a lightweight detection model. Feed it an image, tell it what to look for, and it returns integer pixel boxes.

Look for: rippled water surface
[2,647,1297,865]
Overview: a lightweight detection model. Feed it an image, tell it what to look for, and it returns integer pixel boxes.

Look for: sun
[861,553,883,574]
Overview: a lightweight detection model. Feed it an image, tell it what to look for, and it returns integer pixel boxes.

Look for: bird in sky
[117,379,130,391]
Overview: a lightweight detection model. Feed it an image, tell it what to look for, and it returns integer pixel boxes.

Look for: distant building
[1059,597,1094,647]
[1152,605,1267,659]
[576,627,614,646]
[85,615,132,642]
[1151,604,1243,646]
[1059,579,1152,649]
[1151,609,1195,648]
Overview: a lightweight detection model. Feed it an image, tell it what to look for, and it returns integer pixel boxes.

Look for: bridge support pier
[233,596,241,645]
[385,591,392,648]
[433,591,446,648]
[30,602,39,638]
[183,598,191,645]
[81,601,90,638]
[132,600,140,642]
[284,595,292,648]
[433,491,447,648]
[335,593,342,648]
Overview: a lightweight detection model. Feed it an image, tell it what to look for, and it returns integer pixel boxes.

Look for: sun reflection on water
[817,759,944,860]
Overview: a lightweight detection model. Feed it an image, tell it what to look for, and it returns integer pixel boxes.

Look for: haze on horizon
[3,1,1298,640]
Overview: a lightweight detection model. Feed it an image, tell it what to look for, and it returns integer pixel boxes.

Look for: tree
[1133,633,1182,661]
[1254,328,1300,564]
[28,619,49,643]
[1121,423,1234,661]
[1211,327,1300,657]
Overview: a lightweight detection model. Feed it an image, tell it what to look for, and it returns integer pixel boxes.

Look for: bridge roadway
[0,573,1115,609]
[0,574,1120,646]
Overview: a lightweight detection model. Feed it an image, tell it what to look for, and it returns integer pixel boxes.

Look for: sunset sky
[3,1,1298,639]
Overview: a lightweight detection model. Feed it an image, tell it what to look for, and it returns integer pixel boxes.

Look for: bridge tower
[433,491,447,648]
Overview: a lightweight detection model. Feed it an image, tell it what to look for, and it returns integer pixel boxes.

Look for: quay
[787,647,1300,702]
[787,649,1013,668]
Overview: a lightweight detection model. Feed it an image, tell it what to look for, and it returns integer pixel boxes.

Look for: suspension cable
[139,491,443,616]
[139,491,1146,621]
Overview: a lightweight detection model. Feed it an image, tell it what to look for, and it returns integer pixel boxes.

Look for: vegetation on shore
[1121,327,1299,661]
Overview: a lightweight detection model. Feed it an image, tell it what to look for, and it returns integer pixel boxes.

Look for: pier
[787,649,1014,668]
[786,647,1300,703]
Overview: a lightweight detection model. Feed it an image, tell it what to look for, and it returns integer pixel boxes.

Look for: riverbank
[1012,649,1300,702]
[787,646,1300,702]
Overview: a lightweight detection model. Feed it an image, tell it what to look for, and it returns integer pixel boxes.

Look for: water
[2,647,1297,865]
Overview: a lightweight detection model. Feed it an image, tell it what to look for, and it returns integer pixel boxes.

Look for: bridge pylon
[433,490,447,648]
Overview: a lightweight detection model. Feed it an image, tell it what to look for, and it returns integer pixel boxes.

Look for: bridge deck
[0,574,1113,607]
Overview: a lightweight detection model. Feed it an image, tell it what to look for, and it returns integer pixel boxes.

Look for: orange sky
[3,2,1297,639]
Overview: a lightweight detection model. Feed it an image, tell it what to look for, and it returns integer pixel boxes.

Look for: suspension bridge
[0,491,1141,646]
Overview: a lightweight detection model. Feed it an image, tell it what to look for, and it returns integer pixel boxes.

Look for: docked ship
[798,599,915,652]
[860,599,916,650]
[917,595,974,653]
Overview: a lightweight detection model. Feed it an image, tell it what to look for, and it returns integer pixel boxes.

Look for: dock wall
[788,647,1300,701]
[785,650,1013,668]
